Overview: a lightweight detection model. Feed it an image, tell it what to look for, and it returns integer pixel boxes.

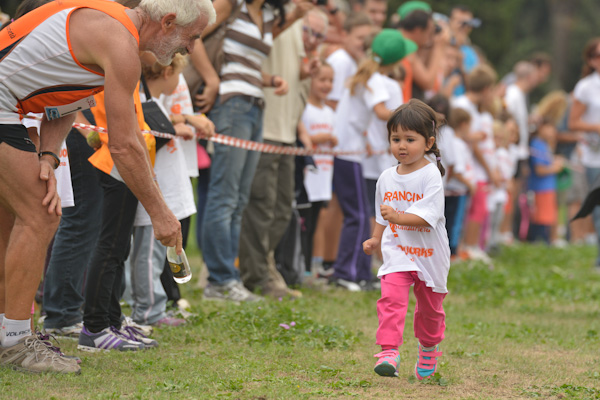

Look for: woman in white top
[569,37,600,268]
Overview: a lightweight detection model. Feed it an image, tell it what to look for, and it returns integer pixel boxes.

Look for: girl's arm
[380,206,430,227]
[310,133,337,146]
[569,99,600,133]
[453,172,476,196]
[534,156,565,176]
[297,121,313,149]
[373,102,392,121]
[363,223,386,255]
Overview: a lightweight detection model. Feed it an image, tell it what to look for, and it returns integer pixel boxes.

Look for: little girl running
[363,99,451,380]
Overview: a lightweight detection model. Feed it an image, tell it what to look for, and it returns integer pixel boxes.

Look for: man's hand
[152,208,183,253]
[380,205,399,224]
[273,76,289,96]
[39,158,62,216]
[363,237,380,255]
[194,83,219,114]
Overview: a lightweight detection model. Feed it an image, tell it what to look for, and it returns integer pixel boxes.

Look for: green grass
[2,244,600,399]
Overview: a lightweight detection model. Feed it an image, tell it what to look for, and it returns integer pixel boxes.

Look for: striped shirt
[219,0,275,103]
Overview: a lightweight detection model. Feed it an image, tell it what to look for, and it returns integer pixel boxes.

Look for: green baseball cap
[397,1,432,19]
[371,29,418,66]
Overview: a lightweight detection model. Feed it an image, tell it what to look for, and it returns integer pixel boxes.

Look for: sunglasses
[303,25,326,41]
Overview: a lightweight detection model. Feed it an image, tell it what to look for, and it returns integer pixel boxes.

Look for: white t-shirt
[504,84,529,160]
[452,95,495,183]
[445,136,475,195]
[160,74,199,178]
[134,95,196,226]
[375,163,450,293]
[573,72,600,168]
[362,75,403,180]
[326,48,357,102]
[22,114,74,208]
[436,125,458,187]
[333,72,390,163]
[487,147,512,209]
[302,103,335,202]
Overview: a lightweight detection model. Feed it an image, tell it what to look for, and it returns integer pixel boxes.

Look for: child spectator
[487,120,514,253]
[299,63,337,276]
[527,119,565,243]
[444,108,476,257]
[332,29,417,291]
[363,99,450,380]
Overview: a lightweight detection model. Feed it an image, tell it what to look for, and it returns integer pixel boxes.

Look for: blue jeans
[43,130,103,329]
[586,167,600,265]
[202,96,264,285]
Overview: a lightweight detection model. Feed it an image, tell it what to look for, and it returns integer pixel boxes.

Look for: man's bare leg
[0,145,60,325]
[0,205,15,316]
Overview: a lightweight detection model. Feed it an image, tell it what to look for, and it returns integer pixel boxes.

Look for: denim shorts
[0,124,37,152]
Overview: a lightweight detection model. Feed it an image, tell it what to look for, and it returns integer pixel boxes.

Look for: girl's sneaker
[415,344,442,380]
[373,349,401,377]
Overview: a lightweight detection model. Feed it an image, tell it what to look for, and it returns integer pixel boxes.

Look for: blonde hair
[535,90,567,126]
[142,53,188,81]
[466,64,497,93]
[348,58,379,96]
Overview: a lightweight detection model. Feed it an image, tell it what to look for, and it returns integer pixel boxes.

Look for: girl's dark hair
[1,0,52,30]
[581,37,600,77]
[387,99,446,177]
[426,94,450,120]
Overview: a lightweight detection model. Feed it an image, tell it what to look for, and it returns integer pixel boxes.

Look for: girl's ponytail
[348,58,380,96]
[429,141,445,177]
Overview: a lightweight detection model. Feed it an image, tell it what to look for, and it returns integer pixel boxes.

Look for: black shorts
[0,124,37,152]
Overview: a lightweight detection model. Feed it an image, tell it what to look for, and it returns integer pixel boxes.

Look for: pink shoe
[415,344,442,380]
[153,316,186,327]
[373,349,400,377]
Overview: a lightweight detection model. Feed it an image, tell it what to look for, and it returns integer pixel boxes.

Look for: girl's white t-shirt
[22,114,74,207]
[487,147,512,209]
[573,72,600,168]
[134,95,196,226]
[362,75,403,180]
[160,74,199,178]
[333,72,390,164]
[445,136,475,194]
[436,125,458,187]
[375,163,450,293]
[302,103,335,202]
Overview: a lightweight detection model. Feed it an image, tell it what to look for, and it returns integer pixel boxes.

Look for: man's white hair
[139,0,216,27]
[514,61,536,80]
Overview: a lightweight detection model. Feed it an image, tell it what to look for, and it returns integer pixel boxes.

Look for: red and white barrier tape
[25,115,384,157]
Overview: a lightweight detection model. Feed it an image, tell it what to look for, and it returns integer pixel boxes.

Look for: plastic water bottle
[166,247,192,283]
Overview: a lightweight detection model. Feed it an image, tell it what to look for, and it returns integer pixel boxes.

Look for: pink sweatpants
[376,271,446,349]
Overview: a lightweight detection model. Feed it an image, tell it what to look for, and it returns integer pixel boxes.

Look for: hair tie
[432,120,436,129]
[436,157,441,161]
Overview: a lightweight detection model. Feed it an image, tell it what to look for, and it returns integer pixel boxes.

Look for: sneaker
[37,332,81,364]
[122,316,153,337]
[0,335,81,374]
[415,344,442,380]
[153,316,186,327]
[465,247,491,263]
[44,322,83,339]
[262,284,303,300]
[77,326,144,352]
[374,349,401,377]
[332,278,361,292]
[119,326,158,349]
[359,279,381,292]
[203,281,263,303]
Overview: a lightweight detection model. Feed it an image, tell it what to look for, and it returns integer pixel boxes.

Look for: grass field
[1,244,600,399]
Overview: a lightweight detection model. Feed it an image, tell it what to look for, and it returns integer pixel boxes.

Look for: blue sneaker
[373,349,401,377]
[77,326,144,352]
[415,344,442,380]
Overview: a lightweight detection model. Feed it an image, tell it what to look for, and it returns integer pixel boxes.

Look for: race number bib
[44,96,96,121]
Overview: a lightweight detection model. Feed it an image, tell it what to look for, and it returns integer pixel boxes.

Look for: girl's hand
[380,205,399,224]
[184,114,216,139]
[174,123,195,140]
[328,134,338,147]
[363,238,380,255]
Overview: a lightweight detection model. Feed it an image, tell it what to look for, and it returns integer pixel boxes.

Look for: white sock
[1,318,32,347]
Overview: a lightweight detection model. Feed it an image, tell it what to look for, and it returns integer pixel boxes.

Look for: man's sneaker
[0,335,81,374]
[77,326,144,352]
[332,278,361,292]
[44,322,83,339]
[415,344,442,380]
[37,332,81,364]
[203,281,263,303]
[374,349,401,377]
[119,326,158,349]
[359,279,381,292]
[122,316,153,337]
